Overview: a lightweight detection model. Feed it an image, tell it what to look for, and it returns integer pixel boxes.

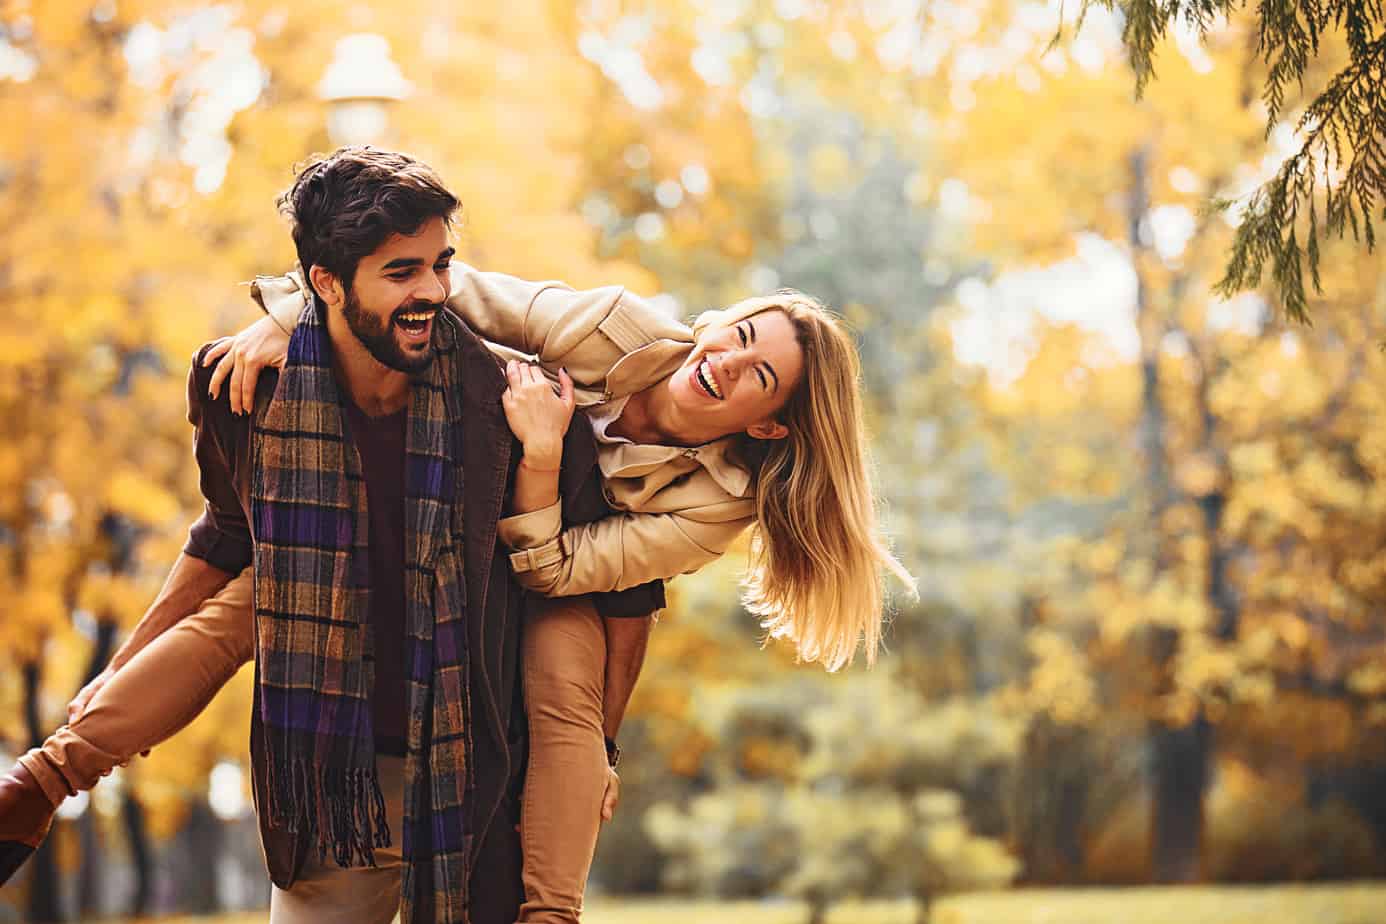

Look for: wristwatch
[604,736,621,770]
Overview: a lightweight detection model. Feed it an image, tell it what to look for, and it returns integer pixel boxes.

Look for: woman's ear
[308,264,344,308]
[746,419,789,441]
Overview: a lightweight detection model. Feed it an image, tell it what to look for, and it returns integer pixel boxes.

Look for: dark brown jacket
[183,309,661,910]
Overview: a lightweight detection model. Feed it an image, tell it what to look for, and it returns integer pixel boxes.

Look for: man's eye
[435,262,452,273]
[389,271,412,280]
[737,326,748,346]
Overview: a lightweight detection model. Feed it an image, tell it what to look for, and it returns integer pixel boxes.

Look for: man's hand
[203,313,292,415]
[600,766,621,823]
[68,668,115,724]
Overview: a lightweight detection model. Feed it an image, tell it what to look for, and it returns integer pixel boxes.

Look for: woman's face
[667,308,805,440]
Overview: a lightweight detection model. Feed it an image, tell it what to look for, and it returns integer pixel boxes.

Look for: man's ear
[746,419,789,441]
[307,264,344,308]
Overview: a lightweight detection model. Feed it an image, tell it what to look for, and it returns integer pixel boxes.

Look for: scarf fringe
[267,755,391,868]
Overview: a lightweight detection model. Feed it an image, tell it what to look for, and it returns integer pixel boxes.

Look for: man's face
[336,215,454,374]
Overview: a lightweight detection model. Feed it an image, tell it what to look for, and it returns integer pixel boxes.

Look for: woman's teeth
[696,358,723,399]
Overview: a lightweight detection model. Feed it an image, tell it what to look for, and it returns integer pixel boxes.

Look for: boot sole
[0,841,35,885]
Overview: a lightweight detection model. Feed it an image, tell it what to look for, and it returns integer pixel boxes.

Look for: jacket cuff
[252,274,308,334]
[508,534,571,575]
[184,515,253,575]
[496,500,563,550]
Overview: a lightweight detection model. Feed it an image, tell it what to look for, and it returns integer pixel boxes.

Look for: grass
[68,883,1386,924]
[929,883,1386,924]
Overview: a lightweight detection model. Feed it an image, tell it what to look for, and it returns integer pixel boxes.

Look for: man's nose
[417,271,447,304]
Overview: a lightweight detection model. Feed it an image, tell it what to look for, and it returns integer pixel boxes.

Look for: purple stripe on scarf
[435,619,464,666]
[409,636,433,684]
[262,685,371,737]
[430,804,467,853]
[256,501,354,548]
[407,453,449,500]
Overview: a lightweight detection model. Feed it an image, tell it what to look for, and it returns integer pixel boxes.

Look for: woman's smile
[692,356,725,400]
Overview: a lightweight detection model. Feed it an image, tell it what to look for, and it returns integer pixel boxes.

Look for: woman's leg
[518,595,608,924]
[17,567,255,804]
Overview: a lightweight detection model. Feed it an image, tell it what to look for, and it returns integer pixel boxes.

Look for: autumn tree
[927,3,1386,880]
[1036,0,1385,320]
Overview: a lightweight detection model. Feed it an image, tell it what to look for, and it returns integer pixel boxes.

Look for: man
[1,147,661,923]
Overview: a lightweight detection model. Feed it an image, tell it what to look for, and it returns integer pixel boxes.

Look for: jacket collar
[604,338,692,400]
[597,436,753,499]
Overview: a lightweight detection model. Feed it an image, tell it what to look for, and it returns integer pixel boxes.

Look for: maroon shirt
[342,399,409,755]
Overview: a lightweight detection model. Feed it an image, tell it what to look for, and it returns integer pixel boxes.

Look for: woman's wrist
[520,444,562,472]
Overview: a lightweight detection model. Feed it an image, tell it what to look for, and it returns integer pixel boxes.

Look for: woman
[6,263,912,921]
[231,264,911,672]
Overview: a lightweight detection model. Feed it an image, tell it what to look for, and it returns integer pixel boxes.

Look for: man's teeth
[397,312,433,323]
[697,359,723,399]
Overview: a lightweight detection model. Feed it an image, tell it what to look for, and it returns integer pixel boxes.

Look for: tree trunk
[76,619,119,917]
[913,890,933,924]
[122,793,153,917]
[1149,715,1211,882]
[176,799,222,914]
[1014,717,1088,882]
[23,660,63,923]
[1127,144,1211,882]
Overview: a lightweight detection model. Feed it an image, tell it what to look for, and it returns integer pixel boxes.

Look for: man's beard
[340,288,438,374]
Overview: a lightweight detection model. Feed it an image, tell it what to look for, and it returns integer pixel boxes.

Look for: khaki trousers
[19,569,257,806]
[517,597,609,924]
[268,755,407,924]
[19,570,612,924]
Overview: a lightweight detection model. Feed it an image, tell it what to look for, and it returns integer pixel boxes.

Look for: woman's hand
[501,361,575,467]
[202,314,292,415]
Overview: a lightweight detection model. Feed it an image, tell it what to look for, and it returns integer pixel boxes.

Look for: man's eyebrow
[381,248,455,272]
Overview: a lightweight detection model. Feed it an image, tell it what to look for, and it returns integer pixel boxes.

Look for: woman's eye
[756,369,767,389]
[737,326,748,346]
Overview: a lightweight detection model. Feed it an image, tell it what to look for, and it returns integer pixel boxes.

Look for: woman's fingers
[239,352,259,416]
[207,342,235,401]
[228,356,245,415]
[202,337,233,367]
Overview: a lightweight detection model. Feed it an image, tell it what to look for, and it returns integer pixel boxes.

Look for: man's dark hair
[278,146,460,304]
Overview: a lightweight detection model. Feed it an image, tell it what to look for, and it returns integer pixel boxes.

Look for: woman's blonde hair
[693,293,916,671]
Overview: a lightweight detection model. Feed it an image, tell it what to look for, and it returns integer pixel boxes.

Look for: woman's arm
[498,498,754,597]
[206,264,693,413]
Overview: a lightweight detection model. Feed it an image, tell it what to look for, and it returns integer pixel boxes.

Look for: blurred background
[2,1,1385,922]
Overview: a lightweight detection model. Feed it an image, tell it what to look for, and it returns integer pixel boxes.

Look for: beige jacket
[253,264,756,597]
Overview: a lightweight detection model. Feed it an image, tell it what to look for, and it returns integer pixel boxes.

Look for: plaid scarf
[252,300,474,923]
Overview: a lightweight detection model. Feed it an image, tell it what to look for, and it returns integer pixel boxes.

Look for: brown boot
[0,762,57,884]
